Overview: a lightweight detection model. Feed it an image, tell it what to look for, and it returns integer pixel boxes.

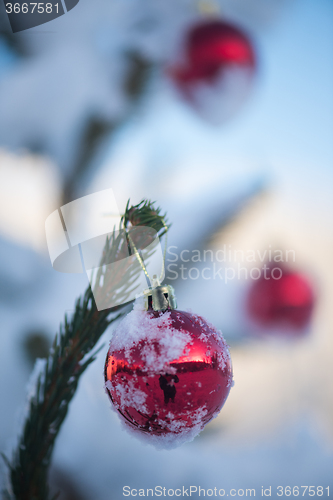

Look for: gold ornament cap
[143,282,177,312]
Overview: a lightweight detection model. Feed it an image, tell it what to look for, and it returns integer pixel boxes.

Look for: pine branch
[2,200,169,500]
[123,199,169,235]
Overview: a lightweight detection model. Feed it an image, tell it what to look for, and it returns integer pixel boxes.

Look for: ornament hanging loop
[124,219,168,287]
[196,0,221,17]
[124,218,176,311]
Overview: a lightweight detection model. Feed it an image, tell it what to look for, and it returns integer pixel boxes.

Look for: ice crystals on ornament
[104,295,233,449]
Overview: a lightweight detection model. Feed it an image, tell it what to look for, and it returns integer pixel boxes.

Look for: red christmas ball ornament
[247,265,315,334]
[105,285,233,448]
[169,19,256,123]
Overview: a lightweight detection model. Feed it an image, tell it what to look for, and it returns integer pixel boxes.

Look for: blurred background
[0,0,333,498]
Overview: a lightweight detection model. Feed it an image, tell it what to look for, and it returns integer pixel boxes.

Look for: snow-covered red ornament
[169,19,256,124]
[247,265,315,334]
[105,285,232,448]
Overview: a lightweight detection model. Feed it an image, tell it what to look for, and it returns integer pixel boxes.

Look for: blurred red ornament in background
[174,20,255,83]
[247,265,316,333]
[105,306,232,447]
[169,19,256,123]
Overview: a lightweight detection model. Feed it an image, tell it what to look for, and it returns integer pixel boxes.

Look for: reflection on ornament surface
[105,303,232,448]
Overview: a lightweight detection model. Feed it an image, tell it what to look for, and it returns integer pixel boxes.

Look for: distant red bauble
[104,305,232,447]
[169,20,256,123]
[173,20,255,83]
[247,266,315,332]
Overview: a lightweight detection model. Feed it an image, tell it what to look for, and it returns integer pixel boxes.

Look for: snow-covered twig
[1,200,169,500]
